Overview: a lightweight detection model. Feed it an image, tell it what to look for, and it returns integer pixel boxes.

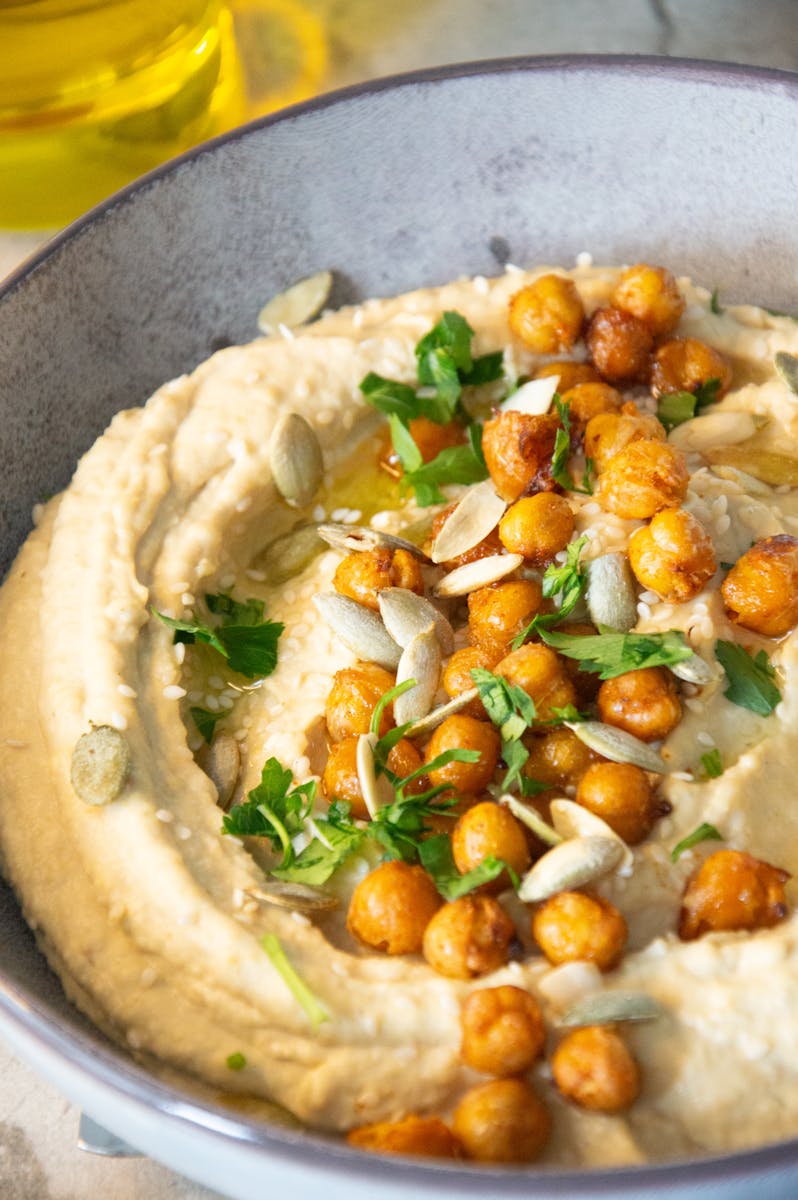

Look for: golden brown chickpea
[560,382,623,432]
[451,801,531,891]
[611,263,685,338]
[498,493,575,564]
[325,663,396,742]
[333,547,424,611]
[531,891,628,970]
[495,643,577,720]
[347,1115,463,1159]
[596,439,689,519]
[508,274,585,354]
[426,501,503,570]
[678,848,789,941]
[721,534,798,637]
[650,336,733,400]
[424,715,501,796]
[347,860,442,955]
[423,894,516,978]
[597,666,682,743]
[408,415,465,463]
[628,507,717,602]
[576,761,662,845]
[584,410,666,474]
[523,726,598,789]
[467,579,544,657]
[322,736,427,819]
[481,409,560,502]
[460,985,546,1076]
[551,1025,641,1112]
[534,360,601,391]
[585,306,654,383]
[452,1078,551,1163]
[442,645,501,718]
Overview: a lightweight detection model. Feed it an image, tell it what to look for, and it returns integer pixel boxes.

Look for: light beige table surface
[1,1,797,1196]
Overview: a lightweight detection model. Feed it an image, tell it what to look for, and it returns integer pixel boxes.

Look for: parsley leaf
[710,288,724,315]
[460,351,504,386]
[190,705,226,744]
[538,627,694,680]
[513,535,589,646]
[359,372,418,420]
[700,748,723,779]
[656,377,721,432]
[399,423,488,507]
[671,822,723,863]
[418,834,513,900]
[226,1052,247,1071]
[261,933,329,1029]
[272,811,365,885]
[693,378,721,410]
[551,396,573,490]
[471,668,536,791]
[154,592,283,680]
[222,758,315,866]
[715,639,781,716]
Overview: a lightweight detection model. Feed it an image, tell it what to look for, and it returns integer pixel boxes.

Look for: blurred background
[1,0,797,1195]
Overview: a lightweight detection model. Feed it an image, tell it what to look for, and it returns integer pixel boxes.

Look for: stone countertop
[1,1,797,1196]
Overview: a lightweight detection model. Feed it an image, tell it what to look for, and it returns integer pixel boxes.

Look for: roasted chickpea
[584,410,666,474]
[481,409,560,502]
[585,306,654,383]
[551,1026,640,1112]
[325,663,396,741]
[597,666,682,743]
[495,643,576,720]
[460,985,546,1076]
[721,534,798,637]
[508,274,585,354]
[678,848,789,941]
[523,726,598,790]
[576,761,662,845]
[424,715,501,796]
[423,895,516,978]
[452,1078,551,1163]
[650,336,733,400]
[323,736,425,817]
[531,891,627,970]
[611,263,685,338]
[628,507,717,602]
[442,645,501,718]
[596,439,689,519]
[347,861,442,955]
[427,501,502,570]
[467,579,544,656]
[333,546,424,611]
[498,493,575,564]
[534,360,601,391]
[560,382,623,432]
[408,415,465,463]
[451,801,531,891]
[347,1115,463,1158]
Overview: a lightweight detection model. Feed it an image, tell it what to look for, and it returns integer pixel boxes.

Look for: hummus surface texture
[2,264,798,1167]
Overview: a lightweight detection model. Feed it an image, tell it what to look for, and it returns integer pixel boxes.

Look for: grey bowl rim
[2,52,798,1194]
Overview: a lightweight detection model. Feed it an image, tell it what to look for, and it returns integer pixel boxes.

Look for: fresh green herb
[656,377,721,432]
[368,752,474,863]
[190,705,226,744]
[226,1052,247,1071]
[764,306,798,322]
[359,372,419,421]
[471,667,536,791]
[370,679,417,739]
[460,351,504,386]
[154,592,283,680]
[222,758,315,866]
[261,933,329,1029]
[513,536,589,647]
[671,822,723,862]
[538,627,694,680]
[693,378,722,410]
[714,639,781,716]
[398,422,488,507]
[710,288,724,315]
[699,748,724,779]
[272,804,366,885]
[719,560,736,571]
[580,457,596,495]
[551,396,574,490]
[418,834,513,900]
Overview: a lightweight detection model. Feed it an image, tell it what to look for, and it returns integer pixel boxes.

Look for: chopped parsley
[714,639,781,716]
[710,288,724,315]
[154,592,283,680]
[537,627,694,680]
[656,377,722,432]
[470,667,538,794]
[700,748,724,779]
[550,398,592,494]
[226,1052,247,1071]
[190,705,226,745]
[671,822,723,863]
[222,758,316,866]
[390,416,488,507]
[512,534,589,645]
[261,933,329,1029]
[271,802,366,886]
[418,834,514,900]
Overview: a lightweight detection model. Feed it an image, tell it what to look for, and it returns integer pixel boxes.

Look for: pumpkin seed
[200,732,241,811]
[499,794,562,847]
[585,553,637,633]
[775,351,798,395]
[261,524,323,584]
[394,625,441,725]
[430,479,506,564]
[378,588,455,656]
[246,879,339,913]
[269,412,324,507]
[404,688,480,737]
[669,653,718,685]
[356,732,393,818]
[558,990,663,1028]
[499,375,558,416]
[433,553,523,598]
[317,523,428,560]
[705,444,798,486]
[550,798,633,873]
[566,720,668,774]
[313,593,402,669]
[257,270,333,333]
[668,411,757,453]
[70,725,131,806]
[518,835,625,903]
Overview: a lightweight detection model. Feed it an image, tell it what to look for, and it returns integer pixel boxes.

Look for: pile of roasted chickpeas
[320,264,795,1162]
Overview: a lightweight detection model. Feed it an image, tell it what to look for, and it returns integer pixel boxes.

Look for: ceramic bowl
[1,55,798,1200]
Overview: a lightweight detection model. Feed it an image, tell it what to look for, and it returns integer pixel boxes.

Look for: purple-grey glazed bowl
[1,55,798,1200]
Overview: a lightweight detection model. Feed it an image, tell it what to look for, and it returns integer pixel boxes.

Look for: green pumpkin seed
[70,725,131,806]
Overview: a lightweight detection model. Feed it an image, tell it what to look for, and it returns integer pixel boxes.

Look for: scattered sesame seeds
[181,593,195,607]
[278,323,295,340]
[220,573,236,589]
[236,496,253,514]
[219,696,234,710]
[170,581,190,594]
[109,711,128,731]
[291,911,311,927]
[697,731,716,747]
[473,275,490,294]
[117,683,137,699]
[312,504,326,522]
[208,675,224,689]
[670,771,695,782]
[174,643,186,665]
[155,809,174,823]
[163,684,187,700]
[140,966,158,987]
[175,825,192,841]
[204,694,220,711]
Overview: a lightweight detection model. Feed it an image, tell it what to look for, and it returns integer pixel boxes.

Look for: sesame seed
[245,568,267,581]
[155,809,173,823]
[204,694,220,711]
[697,732,715,747]
[291,911,311,927]
[140,967,157,987]
[175,825,192,841]
[473,275,489,294]
[181,593,195,607]
[312,504,326,522]
[639,590,659,605]
[576,251,593,268]
[174,643,186,664]
[117,683,137,699]
[208,675,224,689]
[170,581,190,594]
[236,496,252,514]
[163,684,187,700]
[220,573,236,589]
[109,711,128,730]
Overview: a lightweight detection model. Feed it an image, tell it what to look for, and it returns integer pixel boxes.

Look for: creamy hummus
[2,265,798,1166]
